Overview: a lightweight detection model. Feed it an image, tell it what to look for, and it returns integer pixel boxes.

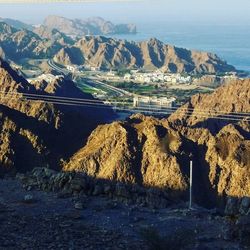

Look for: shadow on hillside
[193,116,249,135]
[13,164,231,211]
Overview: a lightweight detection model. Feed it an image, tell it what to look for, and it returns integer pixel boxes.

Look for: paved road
[47,60,68,75]
[48,60,130,97]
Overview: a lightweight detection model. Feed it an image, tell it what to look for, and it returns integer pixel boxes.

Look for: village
[15,59,240,115]
[65,64,238,86]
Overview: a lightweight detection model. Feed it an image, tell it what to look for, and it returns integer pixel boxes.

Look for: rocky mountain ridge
[0,58,114,175]
[0,21,236,74]
[43,15,137,36]
[64,80,250,207]
[54,36,235,74]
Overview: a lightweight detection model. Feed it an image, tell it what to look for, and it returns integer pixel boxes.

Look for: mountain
[169,78,250,127]
[54,36,236,74]
[0,22,62,60]
[0,58,114,175]
[0,56,248,209]
[43,16,136,37]
[64,80,250,207]
[33,25,75,45]
[0,21,235,74]
[0,17,33,31]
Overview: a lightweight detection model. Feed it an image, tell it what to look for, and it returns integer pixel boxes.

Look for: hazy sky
[0,0,249,25]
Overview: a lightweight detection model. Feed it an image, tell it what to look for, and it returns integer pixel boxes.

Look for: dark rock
[115,183,130,198]
[239,197,250,215]
[70,177,87,192]
[236,215,250,247]
[74,202,84,210]
[92,185,103,196]
[24,194,34,203]
[225,197,239,215]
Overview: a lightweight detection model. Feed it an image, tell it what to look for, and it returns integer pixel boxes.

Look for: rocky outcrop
[64,116,188,192]
[169,79,250,127]
[0,23,62,60]
[0,46,5,60]
[16,167,170,209]
[43,16,136,37]
[0,58,114,175]
[64,80,250,208]
[33,25,75,45]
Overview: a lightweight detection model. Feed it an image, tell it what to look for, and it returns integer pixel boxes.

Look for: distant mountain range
[0,15,137,36]
[54,36,236,74]
[0,20,236,74]
[43,15,137,37]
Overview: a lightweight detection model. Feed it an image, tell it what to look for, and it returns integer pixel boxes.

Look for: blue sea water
[111,22,250,73]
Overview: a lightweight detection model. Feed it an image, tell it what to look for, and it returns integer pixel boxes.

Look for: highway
[47,60,68,75]
[48,60,132,97]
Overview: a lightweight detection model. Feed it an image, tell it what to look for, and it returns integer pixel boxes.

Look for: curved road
[48,60,131,97]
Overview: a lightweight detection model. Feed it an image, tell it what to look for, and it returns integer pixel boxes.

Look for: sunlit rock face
[0,58,114,175]
[64,80,250,207]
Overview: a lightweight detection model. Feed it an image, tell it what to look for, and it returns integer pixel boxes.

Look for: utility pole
[189,160,193,210]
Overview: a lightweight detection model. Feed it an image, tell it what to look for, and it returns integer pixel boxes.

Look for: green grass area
[78,84,97,94]
[77,78,214,106]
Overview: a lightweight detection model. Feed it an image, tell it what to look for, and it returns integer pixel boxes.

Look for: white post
[189,160,193,210]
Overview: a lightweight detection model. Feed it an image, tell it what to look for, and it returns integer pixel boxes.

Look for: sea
[110,22,250,73]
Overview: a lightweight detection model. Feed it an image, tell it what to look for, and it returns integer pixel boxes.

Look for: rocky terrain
[64,79,250,209]
[0,58,114,176]
[169,78,250,126]
[0,21,235,74]
[43,15,137,37]
[0,169,249,250]
[33,25,75,45]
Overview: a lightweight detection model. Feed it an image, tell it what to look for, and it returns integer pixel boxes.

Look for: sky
[0,0,249,25]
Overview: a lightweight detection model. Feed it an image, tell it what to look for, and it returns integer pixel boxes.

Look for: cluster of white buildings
[124,71,192,84]
[133,96,176,109]
[35,73,63,83]
[66,65,86,73]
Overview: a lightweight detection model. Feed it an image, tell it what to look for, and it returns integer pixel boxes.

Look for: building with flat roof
[133,96,176,109]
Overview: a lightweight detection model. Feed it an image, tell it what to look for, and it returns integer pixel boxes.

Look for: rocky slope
[64,80,250,207]
[54,36,235,74]
[0,17,33,30]
[43,16,136,37]
[0,58,114,175]
[33,25,75,45]
[169,78,250,127]
[0,22,62,60]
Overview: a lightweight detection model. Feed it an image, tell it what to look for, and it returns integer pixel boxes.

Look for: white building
[133,96,176,109]
[36,74,63,83]
[124,73,132,81]
[66,65,79,73]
